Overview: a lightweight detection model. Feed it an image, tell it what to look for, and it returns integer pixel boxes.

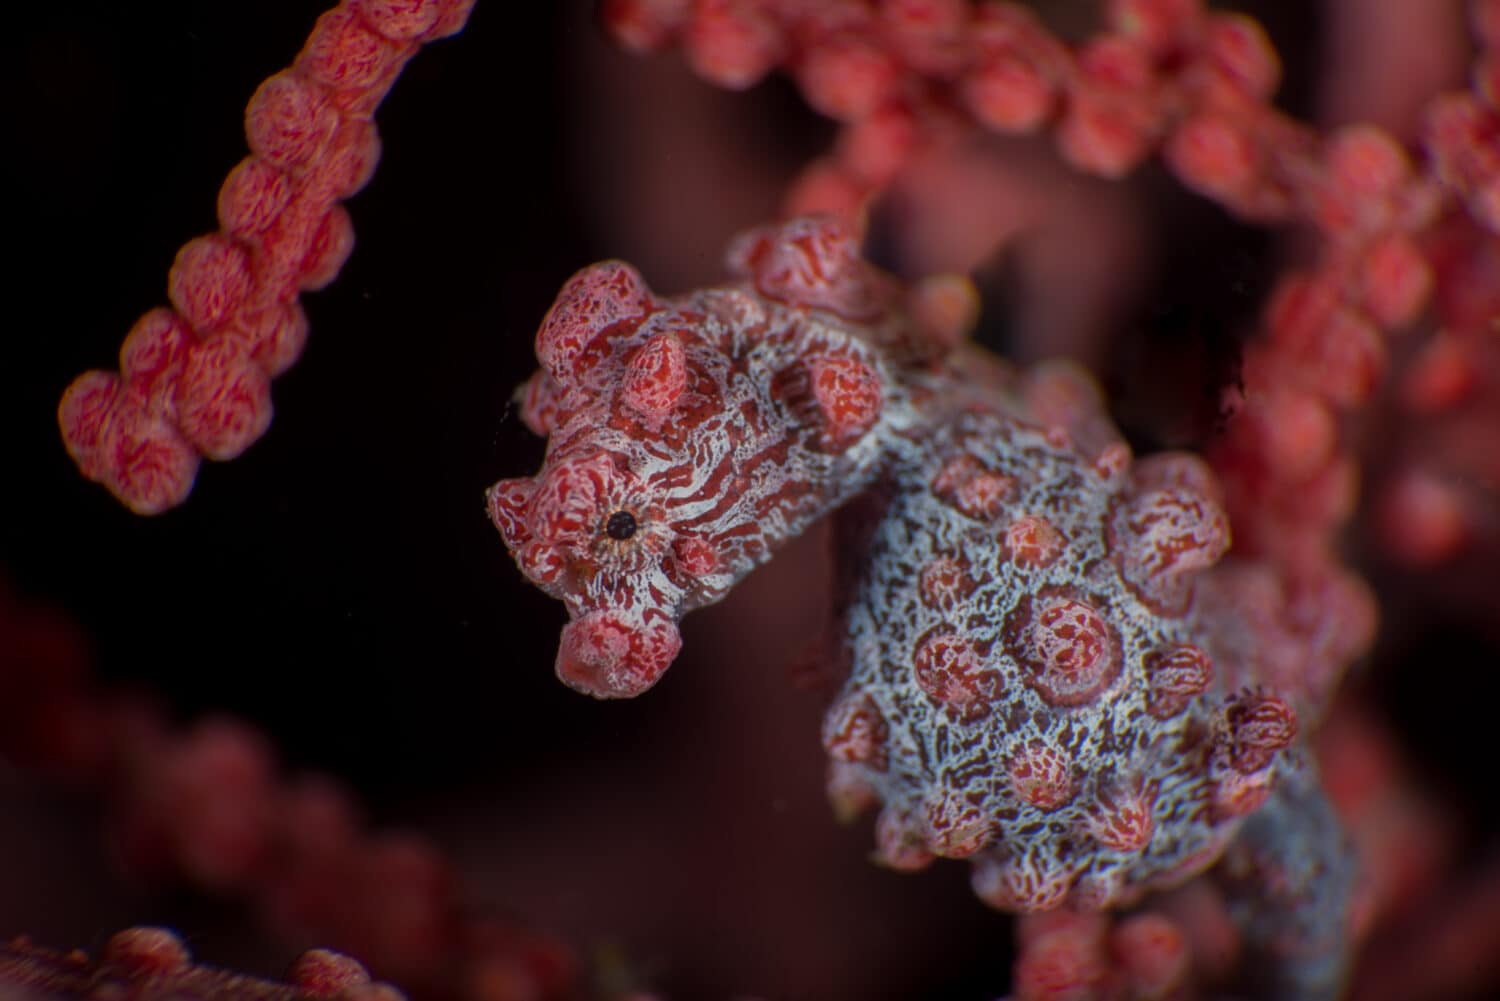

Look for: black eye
[605,510,638,540]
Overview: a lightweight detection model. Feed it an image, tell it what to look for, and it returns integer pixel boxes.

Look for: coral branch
[57,0,476,514]
[0,929,401,1001]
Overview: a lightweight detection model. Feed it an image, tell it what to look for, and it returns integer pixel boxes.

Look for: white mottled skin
[833,404,1259,904]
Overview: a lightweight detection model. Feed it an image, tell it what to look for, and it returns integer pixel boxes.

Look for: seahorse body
[488,217,1354,998]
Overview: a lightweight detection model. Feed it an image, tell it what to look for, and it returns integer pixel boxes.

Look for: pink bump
[96,402,200,516]
[244,190,336,301]
[601,0,692,53]
[1056,90,1152,179]
[518,371,561,436]
[839,107,920,189]
[821,691,889,768]
[225,301,310,378]
[954,471,1013,521]
[58,369,123,480]
[1213,766,1272,819]
[907,273,980,348]
[530,452,615,544]
[119,308,197,416]
[726,216,884,320]
[1255,389,1336,482]
[1225,690,1297,773]
[244,71,338,171]
[964,53,1055,133]
[297,204,356,292]
[783,158,868,222]
[1142,644,1213,719]
[174,336,274,461]
[622,331,688,418]
[874,807,935,872]
[350,833,452,972]
[795,35,899,122]
[1070,867,1131,910]
[308,118,384,202]
[971,851,1073,912]
[518,541,566,586]
[1007,740,1077,812]
[485,477,535,549]
[1114,487,1229,613]
[1326,124,1410,198]
[1010,594,1121,707]
[289,949,372,998]
[1120,489,1230,578]
[917,554,976,612]
[1266,273,1386,407]
[682,0,784,91]
[1111,914,1190,999]
[1012,916,1109,998]
[102,927,190,976]
[1359,233,1433,329]
[1132,451,1223,501]
[1400,335,1477,414]
[807,352,882,448]
[1005,515,1064,568]
[168,720,277,888]
[1377,469,1471,567]
[1165,113,1260,202]
[299,6,398,92]
[879,0,970,76]
[1093,441,1132,482]
[351,0,446,42]
[217,157,293,237]
[536,262,654,382]
[671,535,718,578]
[1107,0,1201,53]
[1086,782,1157,853]
[922,789,993,859]
[931,453,1014,521]
[1078,33,1153,91]
[428,0,478,40]
[912,626,1000,716]
[167,235,253,333]
[1201,12,1280,99]
[826,760,880,822]
[931,452,980,495]
[555,610,683,698]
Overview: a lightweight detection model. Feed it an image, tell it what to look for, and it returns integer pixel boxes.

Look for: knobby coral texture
[5,0,1500,1000]
[0,930,405,1001]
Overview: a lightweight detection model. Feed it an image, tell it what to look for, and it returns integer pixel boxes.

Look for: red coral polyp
[535,261,655,382]
[555,609,683,698]
[912,626,1001,716]
[1010,594,1122,708]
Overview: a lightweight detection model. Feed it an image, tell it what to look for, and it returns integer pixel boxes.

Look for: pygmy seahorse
[487,216,1355,1000]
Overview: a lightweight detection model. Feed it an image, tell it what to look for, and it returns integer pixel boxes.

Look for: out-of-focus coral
[56,0,477,515]
[0,929,403,1001]
[0,570,579,1001]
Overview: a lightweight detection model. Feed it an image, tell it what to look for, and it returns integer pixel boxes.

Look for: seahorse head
[487,221,902,698]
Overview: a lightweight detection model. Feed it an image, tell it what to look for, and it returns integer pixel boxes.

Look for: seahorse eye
[605,510,638,540]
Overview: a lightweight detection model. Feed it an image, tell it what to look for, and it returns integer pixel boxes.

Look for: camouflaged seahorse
[487,216,1355,999]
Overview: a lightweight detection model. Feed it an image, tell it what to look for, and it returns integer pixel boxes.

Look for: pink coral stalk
[58,0,476,514]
